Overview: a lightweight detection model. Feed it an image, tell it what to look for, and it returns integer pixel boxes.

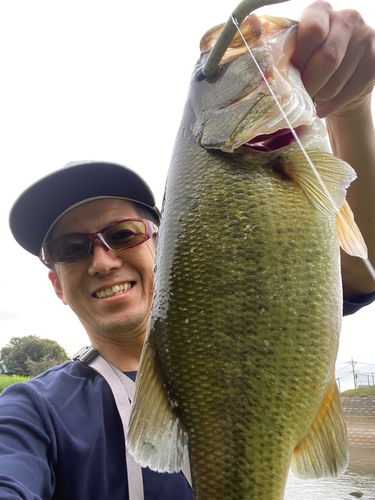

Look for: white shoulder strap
[88,354,144,500]
[74,346,192,496]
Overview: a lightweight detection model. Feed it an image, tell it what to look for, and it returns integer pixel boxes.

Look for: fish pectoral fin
[281,150,368,258]
[291,381,349,479]
[281,151,357,217]
[336,201,368,258]
[127,334,189,473]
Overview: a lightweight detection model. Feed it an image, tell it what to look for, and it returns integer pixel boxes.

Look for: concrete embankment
[342,397,375,448]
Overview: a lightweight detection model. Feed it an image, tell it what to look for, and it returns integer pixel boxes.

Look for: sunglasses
[40,218,158,267]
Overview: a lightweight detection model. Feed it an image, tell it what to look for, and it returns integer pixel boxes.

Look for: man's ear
[48,270,68,305]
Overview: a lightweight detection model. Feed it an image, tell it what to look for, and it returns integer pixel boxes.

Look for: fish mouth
[240,127,300,152]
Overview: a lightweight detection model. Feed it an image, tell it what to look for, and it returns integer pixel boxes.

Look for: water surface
[284,447,375,499]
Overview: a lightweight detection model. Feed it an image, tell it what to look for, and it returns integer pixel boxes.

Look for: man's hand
[291,0,375,118]
[291,1,375,297]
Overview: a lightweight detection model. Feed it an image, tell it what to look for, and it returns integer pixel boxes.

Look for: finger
[315,17,375,116]
[300,10,353,99]
[291,0,332,75]
[313,38,363,105]
[316,56,375,118]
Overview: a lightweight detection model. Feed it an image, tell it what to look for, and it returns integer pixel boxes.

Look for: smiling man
[3,160,194,500]
[2,2,375,499]
[47,197,157,372]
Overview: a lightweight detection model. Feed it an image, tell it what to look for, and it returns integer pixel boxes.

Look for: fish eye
[194,67,206,82]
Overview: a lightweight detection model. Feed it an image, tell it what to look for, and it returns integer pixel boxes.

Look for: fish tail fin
[291,381,349,479]
[281,150,367,258]
[127,334,189,473]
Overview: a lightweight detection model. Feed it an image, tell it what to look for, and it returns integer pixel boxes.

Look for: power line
[336,364,351,374]
[340,360,375,366]
[335,358,375,389]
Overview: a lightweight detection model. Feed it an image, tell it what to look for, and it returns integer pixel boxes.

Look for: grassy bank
[0,376,30,395]
[341,387,375,398]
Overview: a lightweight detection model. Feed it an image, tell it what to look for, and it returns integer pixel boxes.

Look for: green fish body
[128,11,366,500]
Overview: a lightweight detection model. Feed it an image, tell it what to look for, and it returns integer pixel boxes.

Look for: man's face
[49,198,156,343]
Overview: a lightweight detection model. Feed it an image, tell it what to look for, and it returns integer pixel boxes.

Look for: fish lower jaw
[94,282,133,299]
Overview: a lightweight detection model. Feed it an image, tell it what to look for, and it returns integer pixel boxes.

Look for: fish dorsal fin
[291,381,349,479]
[127,333,189,473]
[281,150,356,216]
[281,150,367,257]
[336,201,368,258]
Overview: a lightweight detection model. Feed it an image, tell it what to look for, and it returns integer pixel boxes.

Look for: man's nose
[88,239,122,275]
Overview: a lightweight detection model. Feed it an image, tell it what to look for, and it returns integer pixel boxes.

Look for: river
[284,447,375,499]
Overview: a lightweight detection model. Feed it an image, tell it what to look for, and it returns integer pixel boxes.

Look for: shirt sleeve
[343,290,375,316]
[0,382,56,500]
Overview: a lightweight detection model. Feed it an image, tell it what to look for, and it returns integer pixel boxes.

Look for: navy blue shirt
[0,361,193,500]
[343,291,375,316]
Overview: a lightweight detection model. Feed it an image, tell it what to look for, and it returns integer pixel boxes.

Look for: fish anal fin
[336,201,368,259]
[280,151,357,217]
[127,333,189,473]
[291,381,349,479]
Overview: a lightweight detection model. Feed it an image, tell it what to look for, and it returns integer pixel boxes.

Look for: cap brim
[9,160,160,257]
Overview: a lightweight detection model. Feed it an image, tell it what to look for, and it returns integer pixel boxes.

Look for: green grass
[0,375,31,394]
[341,387,375,398]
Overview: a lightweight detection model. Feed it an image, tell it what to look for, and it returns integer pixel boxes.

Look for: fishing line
[363,258,375,283]
[231,14,335,205]
[231,14,375,283]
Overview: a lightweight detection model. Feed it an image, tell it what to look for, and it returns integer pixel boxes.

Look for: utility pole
[351,358,357,389]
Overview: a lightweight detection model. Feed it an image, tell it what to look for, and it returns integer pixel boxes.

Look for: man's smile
[94,282,135,299]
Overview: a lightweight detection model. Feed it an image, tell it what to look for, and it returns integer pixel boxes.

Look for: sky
[0,0,374,392]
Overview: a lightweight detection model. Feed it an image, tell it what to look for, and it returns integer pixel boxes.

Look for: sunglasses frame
[40,218,158,268]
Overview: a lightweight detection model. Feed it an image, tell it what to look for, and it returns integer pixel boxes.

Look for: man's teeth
[95,283,132,299]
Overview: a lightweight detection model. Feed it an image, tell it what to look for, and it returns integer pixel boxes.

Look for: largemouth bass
[128,1,367,498]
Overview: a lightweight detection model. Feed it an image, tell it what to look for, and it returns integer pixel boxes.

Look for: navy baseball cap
[9,160,160,257]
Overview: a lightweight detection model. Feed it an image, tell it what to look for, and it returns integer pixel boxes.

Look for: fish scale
[148,151,341,498]
[127,7,365,499]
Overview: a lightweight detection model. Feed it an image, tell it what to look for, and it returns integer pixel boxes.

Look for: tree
[0,336,70,377]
